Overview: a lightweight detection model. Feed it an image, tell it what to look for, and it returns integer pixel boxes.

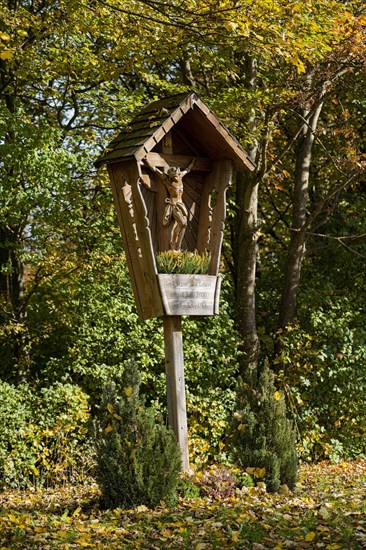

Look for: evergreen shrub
[229,361,298,492]
[95,364,182,509]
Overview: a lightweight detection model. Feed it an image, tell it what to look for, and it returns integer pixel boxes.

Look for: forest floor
[0,460,366,549]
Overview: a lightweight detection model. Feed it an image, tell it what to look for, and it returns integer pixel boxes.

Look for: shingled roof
[95,92,255,172]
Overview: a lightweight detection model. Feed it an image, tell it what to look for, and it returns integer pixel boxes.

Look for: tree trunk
[230,55,261,382]
[0,64,31,381]
[0,225,30,382]
[234,170,260,384]
[277,102,323,329]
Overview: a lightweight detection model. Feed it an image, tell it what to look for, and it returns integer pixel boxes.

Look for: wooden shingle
[95,92,255,172]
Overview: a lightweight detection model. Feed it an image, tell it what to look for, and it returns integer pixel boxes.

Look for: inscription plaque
[157,274,219,316]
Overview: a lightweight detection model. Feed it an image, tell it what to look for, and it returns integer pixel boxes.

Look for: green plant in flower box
[155,250,211,274]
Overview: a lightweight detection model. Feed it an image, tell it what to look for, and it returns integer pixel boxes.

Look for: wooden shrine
[95,92,255,471]
[95,92,255,320]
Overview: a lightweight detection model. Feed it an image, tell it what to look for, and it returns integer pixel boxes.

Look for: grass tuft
[156,250,211,274]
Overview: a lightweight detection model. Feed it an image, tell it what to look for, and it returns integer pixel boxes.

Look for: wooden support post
[163,315,190,472]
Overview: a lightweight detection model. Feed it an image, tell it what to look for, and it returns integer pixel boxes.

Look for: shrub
[0,383,36,488]
[195,465,241,499]
[229,361,298,492]
[275,309,366,461]
[187,388,236,467]
[31,383,92,485]
[95,364,181,509]
[0,382,91,489]
[177,476,201,499]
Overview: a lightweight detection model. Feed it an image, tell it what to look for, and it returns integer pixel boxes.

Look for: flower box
[157,274,221,316]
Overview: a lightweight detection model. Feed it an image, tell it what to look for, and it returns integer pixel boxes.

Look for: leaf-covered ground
[1,461,366,549]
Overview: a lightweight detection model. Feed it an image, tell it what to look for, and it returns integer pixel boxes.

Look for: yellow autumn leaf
[75,540,94,548]
[224,21,237,32]
[254,467,266,478]
[113,412,122,420]
[0,50,14,61]
[0,32,11,41]
[107,403,114,414]
[318,505,331,520]
[294,58,306,74]
[305,531,316,542]
[105,424,113,433]
[246,467,255,475]
[232,531,239,542]
[136,504,149,513]
[73,506,82,517]
[274,391,281,400]
[124,386,133,397]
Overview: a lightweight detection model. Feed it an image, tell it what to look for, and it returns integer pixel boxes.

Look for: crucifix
[142,157,195,251]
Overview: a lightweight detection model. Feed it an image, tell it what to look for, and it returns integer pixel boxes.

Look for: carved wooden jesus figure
[143,158,195,251]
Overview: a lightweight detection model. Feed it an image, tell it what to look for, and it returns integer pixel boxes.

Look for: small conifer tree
[95,363,182,509]
[229,361,298,492]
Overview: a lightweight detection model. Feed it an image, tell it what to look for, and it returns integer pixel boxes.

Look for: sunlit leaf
[0,50,14,60]
[124,386,133,397]
[254,467,266,478]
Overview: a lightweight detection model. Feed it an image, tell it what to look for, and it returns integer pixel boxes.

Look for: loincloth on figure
[163,199,188,227]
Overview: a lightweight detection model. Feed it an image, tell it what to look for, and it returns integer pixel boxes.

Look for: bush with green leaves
[0,382,35,488]
[95,364,182,509]
[275,308,366,462]
[187,387,236,467]
[229,361,298,492]
[0,382,91,489]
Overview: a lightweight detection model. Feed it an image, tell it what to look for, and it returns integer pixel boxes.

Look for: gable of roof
[95,92,255,172]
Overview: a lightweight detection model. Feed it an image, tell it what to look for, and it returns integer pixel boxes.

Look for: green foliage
[229,362,298,492]
[0,382,91,489]
[95,363,181,509]
[269,209,366,462]
[25,248,166,404]
[187,388,236,467]
[0,383,35,488]
[177,476,201,499]
[276,307,366,462]
[155,250,211,274]
[32,384,92,485]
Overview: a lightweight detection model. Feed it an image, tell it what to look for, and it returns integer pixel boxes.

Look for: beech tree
[0,0,152,379]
